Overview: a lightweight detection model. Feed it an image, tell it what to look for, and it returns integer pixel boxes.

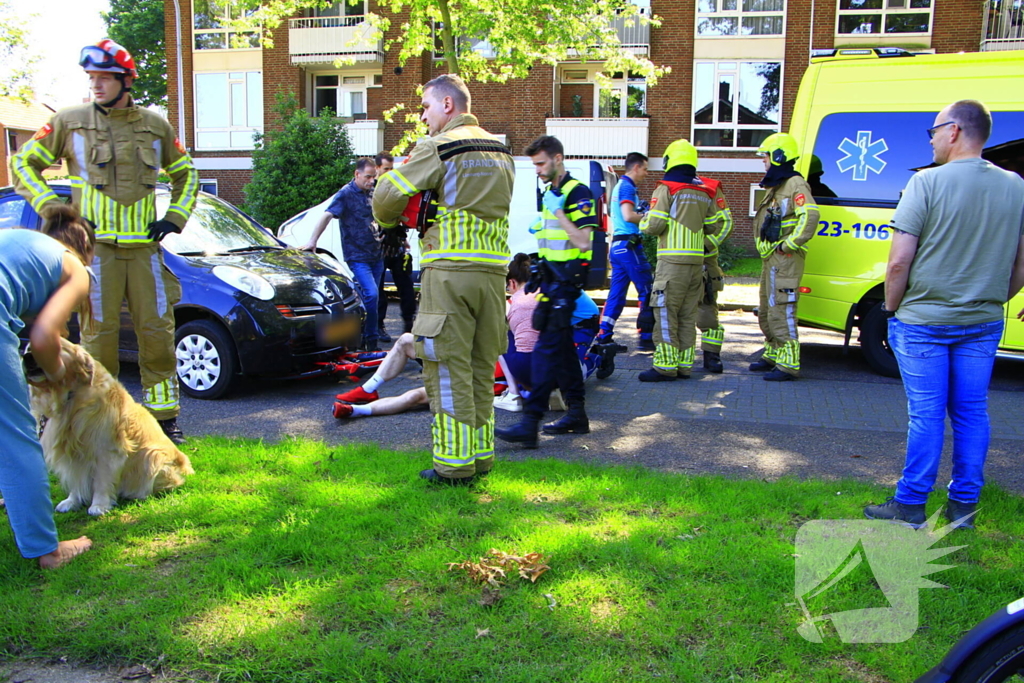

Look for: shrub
[243,94,356,233]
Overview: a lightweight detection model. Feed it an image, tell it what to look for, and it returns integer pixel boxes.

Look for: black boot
[542,404,589,435]
[495,415,540,448]
[703,351,724,374]
[159,418,185,445]
[402,317,414,334]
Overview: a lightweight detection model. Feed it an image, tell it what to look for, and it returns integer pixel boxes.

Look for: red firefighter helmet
[399,190,438,234]
[79,39,138,79]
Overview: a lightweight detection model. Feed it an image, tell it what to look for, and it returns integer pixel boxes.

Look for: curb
[589,295,756,313]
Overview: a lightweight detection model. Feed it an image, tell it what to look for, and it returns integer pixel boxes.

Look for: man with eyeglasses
[302,157,382,350]
[864,100,1024,530]
[11,39,198,445]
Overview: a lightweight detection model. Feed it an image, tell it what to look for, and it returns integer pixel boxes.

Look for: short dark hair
[374,151,393,167]
[355,157,375,174]
[624,152,648,171]
[525,135,563,158]
[948,100,992,145]
[423,74,471,112]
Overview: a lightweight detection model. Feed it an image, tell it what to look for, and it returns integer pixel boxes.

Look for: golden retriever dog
[27,338,194,516]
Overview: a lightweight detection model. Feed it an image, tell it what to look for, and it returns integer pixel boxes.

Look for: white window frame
[200,179,219,195]
[310,70,378,119]
[558,66,647,119]
[193,70,264,151]
[695,0,787,38]
[691,60,783,150]
[192,0,260,50]
[749,184,768,216]
[835,0,934,36]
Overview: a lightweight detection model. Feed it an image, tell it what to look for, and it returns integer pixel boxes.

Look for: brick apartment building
[0,97,58,188]
[164,0,1020,245]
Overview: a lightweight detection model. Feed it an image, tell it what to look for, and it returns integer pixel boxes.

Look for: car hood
[182,248,360,307]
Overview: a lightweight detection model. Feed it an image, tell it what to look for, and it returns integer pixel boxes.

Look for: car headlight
[212,265,276,301]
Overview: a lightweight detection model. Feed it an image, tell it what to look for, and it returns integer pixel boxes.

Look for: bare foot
[38,536,93,569]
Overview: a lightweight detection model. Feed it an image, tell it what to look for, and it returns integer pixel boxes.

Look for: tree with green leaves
[243,95,356,233]
[102,0,167,107]
[228,0,668,150]
[0,0,38,102]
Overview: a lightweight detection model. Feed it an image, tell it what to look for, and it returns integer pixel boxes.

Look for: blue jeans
[349,260,384,347]
[599,239,653,342]
[889,318,1003,505]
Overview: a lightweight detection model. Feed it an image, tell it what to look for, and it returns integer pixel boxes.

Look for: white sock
[351,404,372,417]
[363,373,384,393]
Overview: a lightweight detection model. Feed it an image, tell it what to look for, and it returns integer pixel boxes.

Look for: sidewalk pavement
[589,277,759,311]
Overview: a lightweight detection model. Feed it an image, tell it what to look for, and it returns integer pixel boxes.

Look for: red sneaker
[332,401,354,419]
[334,386,379,404]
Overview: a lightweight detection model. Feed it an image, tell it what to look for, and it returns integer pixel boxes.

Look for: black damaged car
[0,182,365,399]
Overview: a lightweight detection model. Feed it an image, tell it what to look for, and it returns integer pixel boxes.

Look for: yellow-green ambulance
[789,48,1024,376]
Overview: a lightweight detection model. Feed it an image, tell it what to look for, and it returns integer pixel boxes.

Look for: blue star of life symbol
[837,131,888,182]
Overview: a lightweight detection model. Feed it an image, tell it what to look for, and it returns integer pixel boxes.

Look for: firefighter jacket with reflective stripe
[11,99,198,247]
[372,113,514,273]
[642,177,727,265]
[537,174,597,262]
[753,175,819,258]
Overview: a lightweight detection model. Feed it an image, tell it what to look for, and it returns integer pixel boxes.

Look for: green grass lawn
[724,257,762,279]
[2,437,1022,682]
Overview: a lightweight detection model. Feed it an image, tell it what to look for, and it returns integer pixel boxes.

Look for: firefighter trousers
[697,260,726,353]
[757,250,804,376]
[413,266,507,478]
[651,261,704,377]
[81,243,182,419]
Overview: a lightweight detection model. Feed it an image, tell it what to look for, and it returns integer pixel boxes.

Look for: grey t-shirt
[892,157,1024,326]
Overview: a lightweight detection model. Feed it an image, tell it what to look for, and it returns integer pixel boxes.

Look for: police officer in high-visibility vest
[372,75,514,484]
[11,40,198,443]
[496,135,598,449]
[696,183,734,373]
[639,140,730,381]
[749,133,819,381]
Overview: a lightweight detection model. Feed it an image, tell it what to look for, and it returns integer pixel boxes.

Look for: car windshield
[158,193,282,255]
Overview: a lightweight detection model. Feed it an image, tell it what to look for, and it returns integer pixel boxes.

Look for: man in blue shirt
[597,152,654,351]
[302,158,383,350]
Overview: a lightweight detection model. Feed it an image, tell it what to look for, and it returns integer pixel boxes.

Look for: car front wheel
[860,301,901,378]
[175,319,238,399]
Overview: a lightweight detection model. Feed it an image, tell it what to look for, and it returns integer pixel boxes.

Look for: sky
[10,0,111,108]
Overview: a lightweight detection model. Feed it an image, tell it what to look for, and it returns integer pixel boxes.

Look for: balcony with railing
[344,119,385,156]
[545,118,649,158]
[982,0,1024,50]
[288,16,384,64]
[611,8,651,54]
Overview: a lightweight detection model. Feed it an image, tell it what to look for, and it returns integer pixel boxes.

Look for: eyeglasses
[926,121,957,140]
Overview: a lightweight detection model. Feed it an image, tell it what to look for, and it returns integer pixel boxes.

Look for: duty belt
[612,234,642,244]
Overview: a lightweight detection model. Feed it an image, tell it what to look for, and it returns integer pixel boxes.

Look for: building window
[836,0,933,35]
[200,179,219,195]
[7,130,17,154]
[193,0,260,50]
[313,74,369,119]
[559,69,647,119]
[692,61,781,148]
[696,0,785,36]
[194,71,264,150]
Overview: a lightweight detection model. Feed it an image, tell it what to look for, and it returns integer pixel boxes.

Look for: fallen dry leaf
[543,593,557,610]
[448,549,551,586]
[475,628,491,639]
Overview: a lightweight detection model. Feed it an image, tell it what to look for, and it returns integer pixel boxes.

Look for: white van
[277,158,616,289]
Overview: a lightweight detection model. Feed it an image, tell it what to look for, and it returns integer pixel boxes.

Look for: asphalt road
[122,304,1024,496]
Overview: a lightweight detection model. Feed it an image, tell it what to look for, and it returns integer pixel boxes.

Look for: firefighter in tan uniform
[372,75,514,484]
[696,173,734,374]
[10,40,198,442]
[749,133,819,381]
[639,140,730,381]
